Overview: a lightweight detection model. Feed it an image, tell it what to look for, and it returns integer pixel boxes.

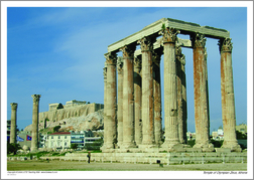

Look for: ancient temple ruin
[102,18,241,152]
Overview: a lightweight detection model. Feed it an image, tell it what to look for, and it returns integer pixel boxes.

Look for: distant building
[236,123,247,135]
[186,132,196,140]
[47,132,71,149]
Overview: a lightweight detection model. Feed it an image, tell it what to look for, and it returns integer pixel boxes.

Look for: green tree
[53,125,61,132]
[7,143,21,155]
[236,130,247,139]
[71,143,78,149]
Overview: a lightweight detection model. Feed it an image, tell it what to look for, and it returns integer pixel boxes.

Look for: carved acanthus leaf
[192,33,206,48]
[120,45,135,59]
[105,52,117,65]
[117,56,123,73]
[32,94,41,103]
[219,38,233,52]
[10,103,18,110]
[137,37,154,52]
[159,27,180,43]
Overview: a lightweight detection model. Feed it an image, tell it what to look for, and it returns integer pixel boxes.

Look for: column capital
[219,38,233,53]
[31,94,41,103]
[134,56,142,73]
[103,67,107,79]
[117,56,124,74]
[137,36,155,52]
[159,27,180,44]
[10,102,18,110]
[152,48,163,66]
[176,45,186,65]
[120,44,136,59]
[192,33,206,48]
[105,52,117,66]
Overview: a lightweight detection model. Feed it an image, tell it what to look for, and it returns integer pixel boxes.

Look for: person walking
[87,151,91,163]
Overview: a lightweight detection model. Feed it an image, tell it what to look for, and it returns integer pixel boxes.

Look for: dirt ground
[7,160,247,171]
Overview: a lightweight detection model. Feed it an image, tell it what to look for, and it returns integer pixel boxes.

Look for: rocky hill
[24,109,104,133]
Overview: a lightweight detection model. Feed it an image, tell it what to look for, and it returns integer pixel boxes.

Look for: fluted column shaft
[153,48,163,145]
[160,28,180,148]
[31,94,41,152]
[138,37,155,147]
[176,46,186,144]
[192,34,212,149]
[120,45,136,149]
[181,54,188,144]
[102,66,108,149]
[219,38,240,151]
[117,57,124,148]
[10,103,18,144]
[134,56,142,146]
[105,53,117,149]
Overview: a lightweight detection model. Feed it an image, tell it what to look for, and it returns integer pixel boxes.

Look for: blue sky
[6,6,248,134]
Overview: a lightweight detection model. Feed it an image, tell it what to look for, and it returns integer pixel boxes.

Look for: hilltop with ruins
[24,100,104,133]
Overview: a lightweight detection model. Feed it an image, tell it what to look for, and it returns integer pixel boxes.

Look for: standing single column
[105,52,117,149]
[120,44,137,149]
[10,103,18,144]
[192,33,213,151]
[160,27,182,149]
[31,94,41,152]
[117,57,124,148]
[101,65,108,150]
[219,38,241,151]
[134,56,142,146]
[176,46,185,144]
[153,48,163,146]
[138,36,156,148]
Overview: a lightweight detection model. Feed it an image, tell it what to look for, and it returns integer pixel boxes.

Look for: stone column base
[221,141,242,152]
[193,143,215,152]
[121,143,137,150]
[138,144,158,149]
[161,143,187,152]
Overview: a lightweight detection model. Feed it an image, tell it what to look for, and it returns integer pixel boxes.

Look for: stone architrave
[138,36,156,148]
[219,38,241,151]
[117,57,124,148]
[152,48,163,146]
[105,52,117,149]
[159,27,181,149]
[10,103,18,144]
[176,46,185,144]
[101,65,108,150]
[134,55,142,146]
[120,45,137,149]
[31,94,41,152]
[192,33,213,151]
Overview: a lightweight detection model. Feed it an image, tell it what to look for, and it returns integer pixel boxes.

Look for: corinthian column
[101,65,108,150]
[138,36,156,148]
[153,48,163,146]
[219,38,241,152]
[134,56,142,146]
[10,103,18,144]
[176,46,186,144]
[160,27,181,149]
[192,33,213,151]
[120,44,137,149]
[105,52,117,149]
[31,94,41,152]
[117,57,124,148]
